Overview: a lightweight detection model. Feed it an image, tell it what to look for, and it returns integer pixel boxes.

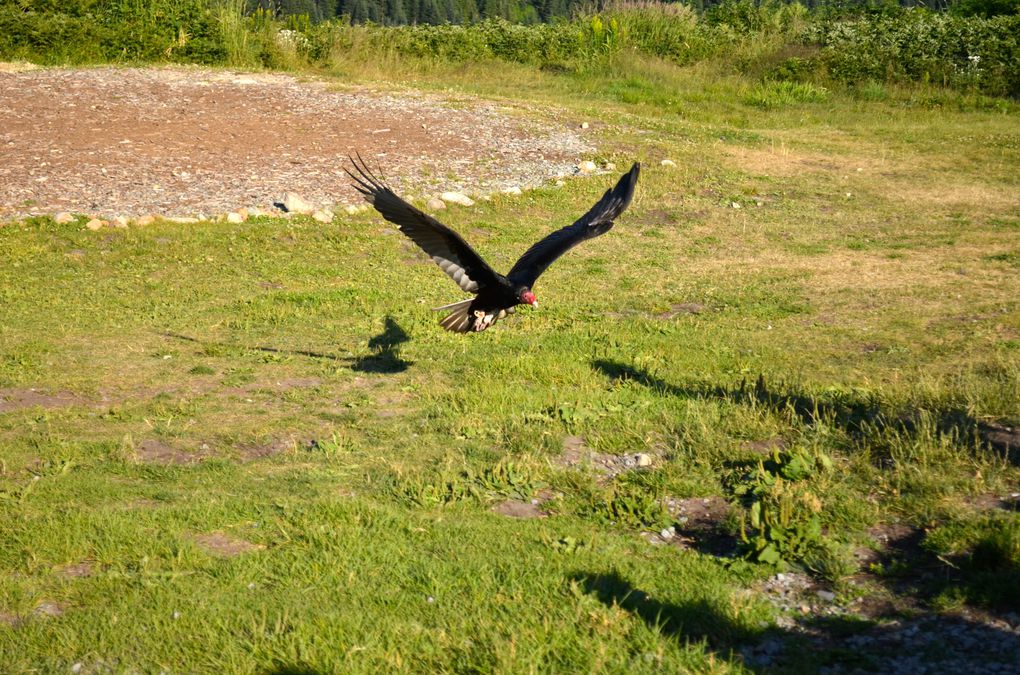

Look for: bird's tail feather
[436,298,474,333]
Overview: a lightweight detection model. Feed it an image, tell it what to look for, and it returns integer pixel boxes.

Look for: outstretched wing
[508,163,640,288]
[346,154,500,294]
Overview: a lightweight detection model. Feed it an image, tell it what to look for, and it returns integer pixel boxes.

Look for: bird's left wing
[507,163,640,288]
[346,155,500,294]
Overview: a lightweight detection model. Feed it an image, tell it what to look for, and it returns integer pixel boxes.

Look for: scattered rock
[282,192,315,215]
[312,209,333,223]
[660,159,677,167]
[54,211,75,224]
[135,214,157,226]
[85,218,104,230]
[659,527,675,540]
[426,197,446,210]
[577,160,598,174]
[604,162,616,171]
[492,500,546,519]
[440,191,475,207]
[555,180,565,187]
[816,589,836,602]
[502,186,522,196]
[226,211,245,224]
[635,453,653,467]
[580,122,589,129]
[112,215,129,228]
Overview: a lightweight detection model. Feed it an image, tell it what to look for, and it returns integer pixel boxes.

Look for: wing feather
[508,163,640,288]
[346,154,499,294]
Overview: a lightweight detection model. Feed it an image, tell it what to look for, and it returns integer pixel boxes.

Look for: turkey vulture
[346,155,640,333]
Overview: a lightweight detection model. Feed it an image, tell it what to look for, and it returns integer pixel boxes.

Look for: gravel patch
[0,65,593,220]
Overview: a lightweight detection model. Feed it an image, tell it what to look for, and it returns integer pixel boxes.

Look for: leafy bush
[808,9,1020,97]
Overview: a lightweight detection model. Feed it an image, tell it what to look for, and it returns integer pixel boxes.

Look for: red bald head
[520,290,538,307]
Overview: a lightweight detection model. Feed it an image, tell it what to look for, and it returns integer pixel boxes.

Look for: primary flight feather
[347,155,640,333]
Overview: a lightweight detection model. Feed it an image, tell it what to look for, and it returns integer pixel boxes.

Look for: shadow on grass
[573,569,1020,672]
[164,316,413,374]
[591,359,1019,465]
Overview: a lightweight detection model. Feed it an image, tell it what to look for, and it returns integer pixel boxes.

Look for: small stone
[580,122,589,129]
[635,453,653,467]
[345,204,362,215]
[172,610,181,620]
[577,160,597,174]
[135,214,157,226]
[426,596,435,603]
[426,197,446,211]
[282,192,315,215]
[85,218,104,231]
[660,159,677,167]
[555,180,565,187]
[226,211,245,224]
[248,207,267,218]
[113,216,129,228]
[440,192,474,207]
[604,162,616,171]
[659,528,674,540]
[312,209,333,223]
[816,590,836,602]
[731,202,742,209]
[54,211,75,224]
[71,664,83,674]
[502,186,522,196]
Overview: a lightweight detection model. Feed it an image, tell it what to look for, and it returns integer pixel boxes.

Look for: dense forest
[250,0,1016,25]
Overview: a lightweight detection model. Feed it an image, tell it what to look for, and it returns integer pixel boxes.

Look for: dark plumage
[347,155,640,332]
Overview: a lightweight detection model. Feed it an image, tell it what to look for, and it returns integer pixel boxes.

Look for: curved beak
[530,299,539,308]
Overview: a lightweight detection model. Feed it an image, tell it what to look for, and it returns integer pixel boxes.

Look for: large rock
[426,197,446,211]
[85,218,105,231]
[282,192,315,215]
[54,212,75,224]
[440,192,474,207]
[226,211,245,224]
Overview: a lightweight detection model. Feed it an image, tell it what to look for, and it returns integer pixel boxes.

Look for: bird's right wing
[346,155,500,294]
[507,163,640,288]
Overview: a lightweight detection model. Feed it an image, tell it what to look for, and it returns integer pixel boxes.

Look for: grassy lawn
[2,56,1019,672]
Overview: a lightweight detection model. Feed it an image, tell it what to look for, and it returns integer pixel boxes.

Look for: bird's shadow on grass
[590,359,1019,465]
[164,316,412,374]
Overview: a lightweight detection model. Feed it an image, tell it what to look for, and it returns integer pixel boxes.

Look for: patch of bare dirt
[135,438,204,464]
[191,532,263,557]
[0,66,592,220]
[740,438,788,456]
[557,435,654,480]
[492,500,547,519]
[0,387,88,413]
[54,562,94,579]
[656,302,704,320]
[980,421,1020,459]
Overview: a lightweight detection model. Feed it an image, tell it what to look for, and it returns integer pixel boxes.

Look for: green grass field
[2,51,1020,672]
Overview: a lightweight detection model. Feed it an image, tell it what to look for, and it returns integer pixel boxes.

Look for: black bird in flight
[347,156,640,333]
